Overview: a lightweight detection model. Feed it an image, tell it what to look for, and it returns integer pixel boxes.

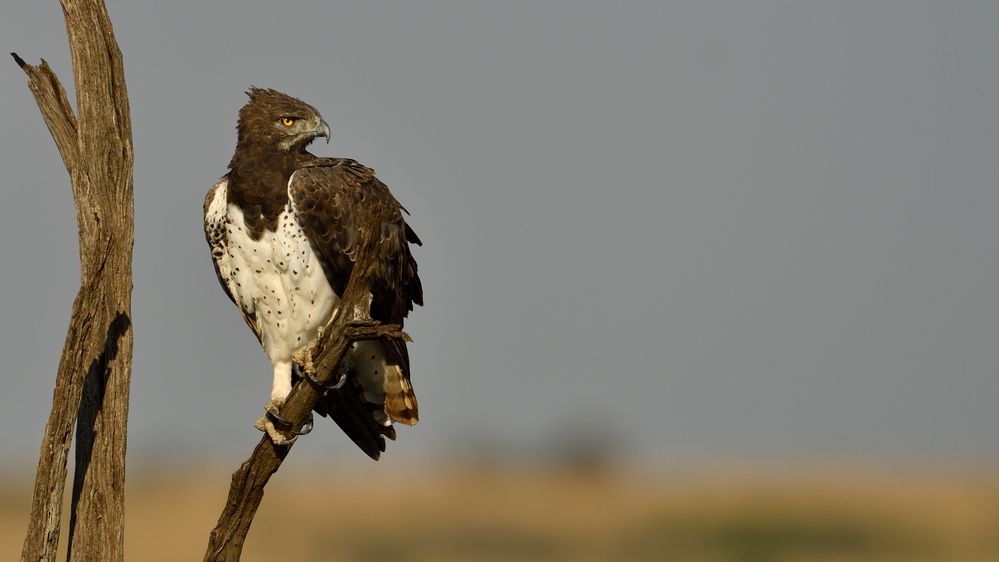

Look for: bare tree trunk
[13,0,134,560]
[204,245,408,562]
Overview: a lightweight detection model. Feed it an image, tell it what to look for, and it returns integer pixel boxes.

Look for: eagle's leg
[255,407,314,444]
[302,362,350,391]
[292,333,353,391]
[263,406,313,435]
[254,360,313,444]
[270,359,294,403]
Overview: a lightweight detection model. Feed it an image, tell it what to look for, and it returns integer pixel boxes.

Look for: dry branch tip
[11,52,27,70]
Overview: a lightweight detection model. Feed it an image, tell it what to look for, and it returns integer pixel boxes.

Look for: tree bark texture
[13,1,134,561]
[204,244,408,562]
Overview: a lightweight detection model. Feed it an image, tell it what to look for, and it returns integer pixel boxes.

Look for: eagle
[203,88,422,459]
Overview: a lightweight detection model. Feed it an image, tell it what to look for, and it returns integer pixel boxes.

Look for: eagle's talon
[297,412,314,436]
[264,402,292,431]
[253,400,301,445]
[254,413,298,445]
[305,369,349,391]
[261,400,314,436]
[329,374,348,390]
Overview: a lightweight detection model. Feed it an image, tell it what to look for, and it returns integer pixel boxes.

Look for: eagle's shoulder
[291,159,379,209]
[297,157,374,176]
[290,159,406,241]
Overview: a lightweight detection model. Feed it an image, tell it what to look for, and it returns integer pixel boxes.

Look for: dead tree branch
[204,246,408,562]
[14,1,134,561]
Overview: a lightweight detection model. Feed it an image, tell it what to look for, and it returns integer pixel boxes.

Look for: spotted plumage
[204,88,422,459]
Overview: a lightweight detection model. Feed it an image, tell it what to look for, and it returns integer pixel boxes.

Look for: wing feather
[289,158,422,320]
[289,158,423,436]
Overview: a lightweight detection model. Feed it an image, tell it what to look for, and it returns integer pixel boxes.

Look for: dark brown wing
[289,158,423,457]
[289,158,423,320]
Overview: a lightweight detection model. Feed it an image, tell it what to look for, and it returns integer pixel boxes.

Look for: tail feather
[351,340,420,426]
[383,365,419,426]
[323,382,394,460]
[293,363,395,461]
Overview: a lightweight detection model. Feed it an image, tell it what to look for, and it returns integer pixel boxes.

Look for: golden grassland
[2,462,999,561]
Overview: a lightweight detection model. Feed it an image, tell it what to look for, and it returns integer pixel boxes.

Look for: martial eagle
[204,88,422,459]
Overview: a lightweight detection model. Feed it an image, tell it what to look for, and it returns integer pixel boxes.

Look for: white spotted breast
[205,178,339,362]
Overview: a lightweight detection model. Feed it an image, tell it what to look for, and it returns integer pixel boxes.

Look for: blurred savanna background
[2,2,999,560]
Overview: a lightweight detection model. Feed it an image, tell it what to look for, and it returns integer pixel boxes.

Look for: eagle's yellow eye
[281,117,296,127]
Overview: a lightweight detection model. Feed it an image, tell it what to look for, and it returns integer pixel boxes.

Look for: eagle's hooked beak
[316,119,331,144]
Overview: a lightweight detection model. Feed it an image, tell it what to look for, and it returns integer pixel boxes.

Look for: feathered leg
[255,359,313,444]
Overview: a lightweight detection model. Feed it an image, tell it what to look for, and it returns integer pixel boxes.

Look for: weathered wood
[14,1,133,561]
[9,56,78,174]
[204,247,408,562]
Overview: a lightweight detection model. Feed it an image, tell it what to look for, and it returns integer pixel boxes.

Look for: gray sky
[2,1,998,464]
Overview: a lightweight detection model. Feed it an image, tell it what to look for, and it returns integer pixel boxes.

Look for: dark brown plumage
[226,88,322,240]
[204,88,422,459]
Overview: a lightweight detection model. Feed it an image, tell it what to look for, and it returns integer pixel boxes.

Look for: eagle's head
[236,87,331,152]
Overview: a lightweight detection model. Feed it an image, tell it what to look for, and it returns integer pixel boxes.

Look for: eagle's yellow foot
[254,400,313,445]
[254,413,297,445]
